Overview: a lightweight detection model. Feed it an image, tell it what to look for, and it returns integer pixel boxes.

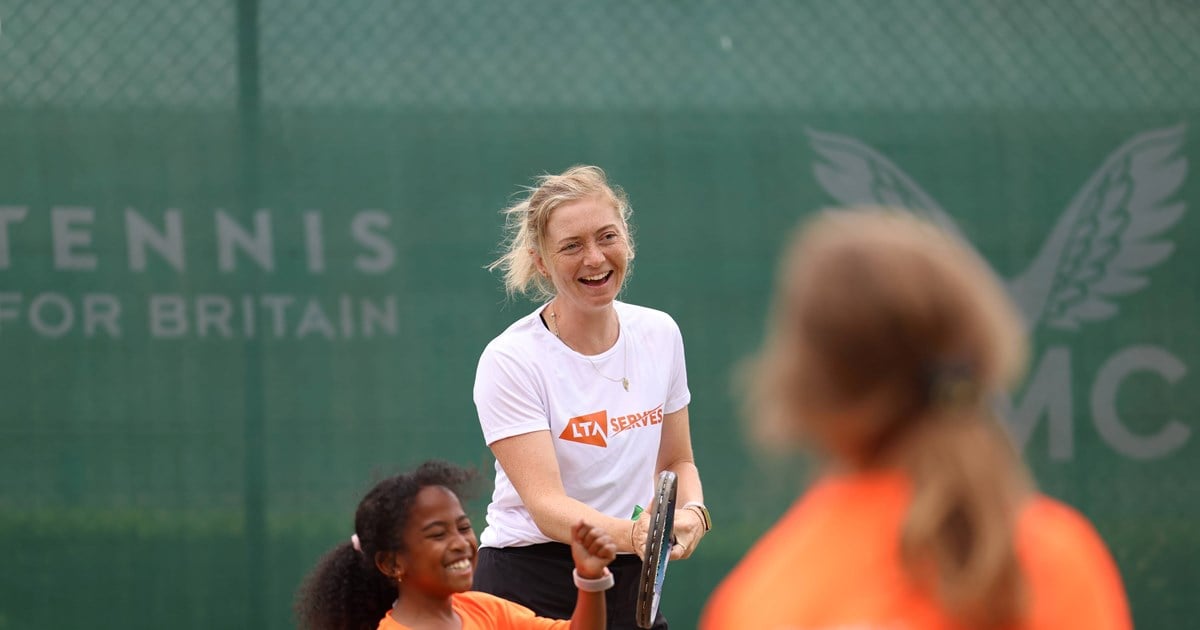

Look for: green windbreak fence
[2,1,1198,627]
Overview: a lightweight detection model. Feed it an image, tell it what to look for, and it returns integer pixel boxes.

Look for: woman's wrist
[683,502,712,533]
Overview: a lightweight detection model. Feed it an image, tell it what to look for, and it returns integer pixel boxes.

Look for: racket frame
[635,470,678,628]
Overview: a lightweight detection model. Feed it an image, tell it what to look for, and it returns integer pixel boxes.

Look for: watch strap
[683,501,712,532]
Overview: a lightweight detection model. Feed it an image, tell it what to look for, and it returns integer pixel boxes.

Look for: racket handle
[631,504,644,520]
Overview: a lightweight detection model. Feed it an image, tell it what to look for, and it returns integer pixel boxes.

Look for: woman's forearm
[663,459,704,506]
[526,493,640,554]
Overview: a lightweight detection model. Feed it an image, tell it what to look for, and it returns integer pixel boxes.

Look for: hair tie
[925,358,979,408]
[350,534,362,553]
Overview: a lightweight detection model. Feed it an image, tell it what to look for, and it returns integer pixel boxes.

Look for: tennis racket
[635,470,677,628]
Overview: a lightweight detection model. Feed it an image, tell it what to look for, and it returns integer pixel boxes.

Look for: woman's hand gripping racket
[636,470,677,629]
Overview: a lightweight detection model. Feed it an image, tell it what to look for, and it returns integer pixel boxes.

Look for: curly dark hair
[294,460,477,630]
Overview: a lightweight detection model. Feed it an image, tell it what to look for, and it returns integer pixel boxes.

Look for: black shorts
[473,542,667,629]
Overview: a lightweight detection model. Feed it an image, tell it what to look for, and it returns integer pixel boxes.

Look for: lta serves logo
[808,125,1189,462]
[560,405,665,447]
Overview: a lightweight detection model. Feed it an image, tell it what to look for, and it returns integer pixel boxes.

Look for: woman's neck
[547,300,619,355]
[389,590,460,629]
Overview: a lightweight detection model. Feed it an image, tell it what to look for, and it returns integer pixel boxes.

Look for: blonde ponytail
[487,199,555,300]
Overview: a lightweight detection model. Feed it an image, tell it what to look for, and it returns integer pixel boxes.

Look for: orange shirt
[377,591,569,630]
[701,472,1131,630]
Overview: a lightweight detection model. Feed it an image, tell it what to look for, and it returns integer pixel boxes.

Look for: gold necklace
[549,306,629,392]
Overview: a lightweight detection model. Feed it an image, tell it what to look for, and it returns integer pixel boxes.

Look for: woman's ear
[532,247,549,278]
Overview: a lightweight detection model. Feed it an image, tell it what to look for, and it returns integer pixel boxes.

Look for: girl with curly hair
[296,460,616,630]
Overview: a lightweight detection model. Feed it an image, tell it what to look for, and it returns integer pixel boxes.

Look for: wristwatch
[683,501,712,532]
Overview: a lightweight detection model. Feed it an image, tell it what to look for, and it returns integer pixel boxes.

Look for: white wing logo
[808,126,1189,331]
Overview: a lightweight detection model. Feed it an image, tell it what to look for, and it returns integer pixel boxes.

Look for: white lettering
[126,208,185,271]
[0,207,28,269]
[296,298,336,339]
[241,295,255,337]
[29,293,74,337]
[150,295,188,337]
[83,294,121,337]
[196,295,233,338]
[217,210,274,272]
[1,206,402,275]
[1000,346,1074,460]
[52,207,97,270]
[361,296,397,337]
[0,293,21,331]
[1092,346,1189,459]
[339,295,354,338]
[572,422,602,438]
[352,211,395,273]
[260,295,293,337]
[304,211,325,272]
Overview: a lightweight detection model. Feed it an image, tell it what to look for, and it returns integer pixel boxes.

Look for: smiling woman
[474,166,710,629]
[294,460,617,630]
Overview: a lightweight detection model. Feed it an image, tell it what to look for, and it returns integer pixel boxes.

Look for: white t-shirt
[473,300,691,548]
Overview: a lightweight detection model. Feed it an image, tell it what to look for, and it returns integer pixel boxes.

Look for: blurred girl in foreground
[701,208,1130,629]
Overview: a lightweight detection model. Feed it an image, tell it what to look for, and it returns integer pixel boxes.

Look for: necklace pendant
[622,377,629,392]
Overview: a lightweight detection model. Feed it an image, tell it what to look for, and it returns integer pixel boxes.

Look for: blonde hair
[488,165,635,301]
[748,207,1032,628]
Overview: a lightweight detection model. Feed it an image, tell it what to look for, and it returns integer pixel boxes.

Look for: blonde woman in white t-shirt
[473,165,710,629]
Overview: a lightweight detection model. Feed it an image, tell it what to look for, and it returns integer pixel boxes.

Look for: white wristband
[573,567,615,592]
